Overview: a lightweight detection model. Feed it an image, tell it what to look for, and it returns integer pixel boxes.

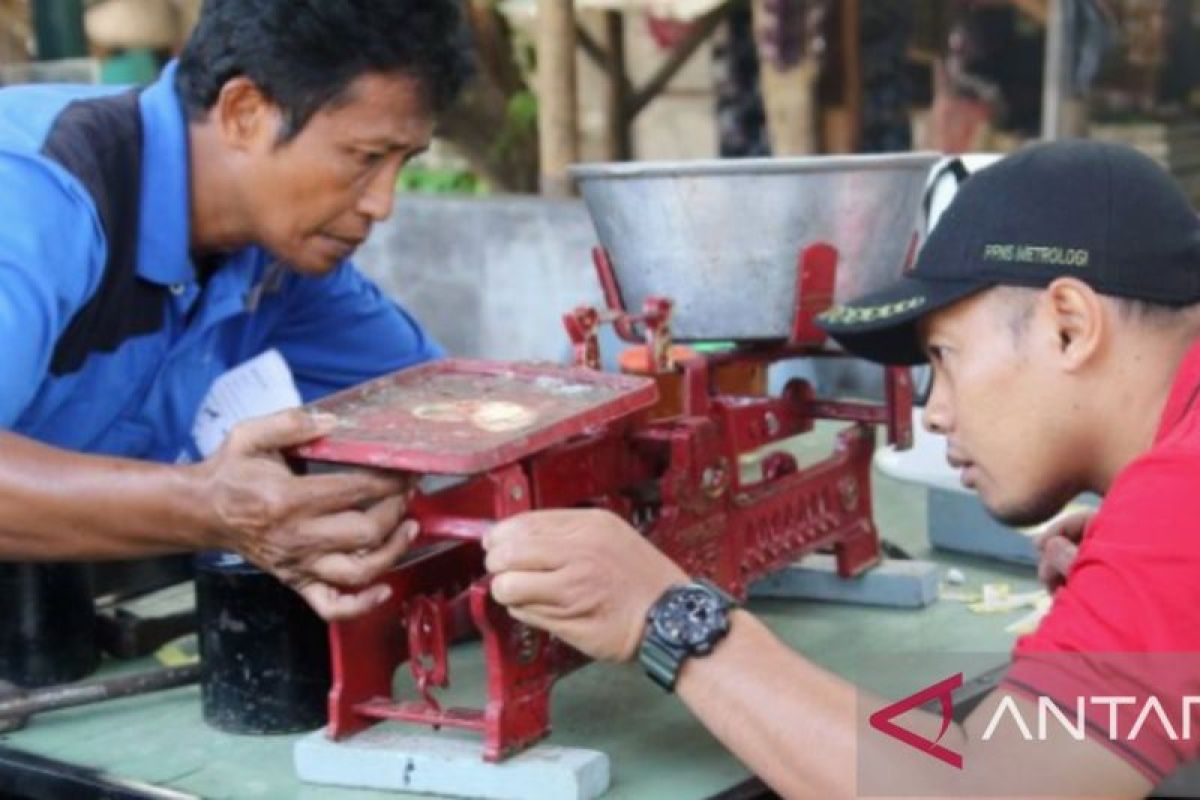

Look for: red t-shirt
[1005,339,1200,783]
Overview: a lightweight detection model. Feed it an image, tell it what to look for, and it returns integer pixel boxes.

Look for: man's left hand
[1034,508,1092,592]
[483,509,687,662]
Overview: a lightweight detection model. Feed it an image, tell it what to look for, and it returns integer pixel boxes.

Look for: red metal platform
[296,360,658,475]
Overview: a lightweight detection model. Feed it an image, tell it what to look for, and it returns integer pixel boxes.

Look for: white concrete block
[294,725,611,800]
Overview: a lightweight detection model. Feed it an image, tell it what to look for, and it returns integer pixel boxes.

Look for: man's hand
[483,509,687,662]
[196,409,417,621]
[1035,508,1093,592]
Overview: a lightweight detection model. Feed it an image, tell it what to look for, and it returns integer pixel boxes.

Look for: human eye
[357,149,387,167]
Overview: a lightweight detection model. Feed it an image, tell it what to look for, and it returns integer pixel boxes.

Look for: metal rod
[1041,0,1069,140]
[419,515,493,542]
[0,664,200,722]
[804,400,888,425]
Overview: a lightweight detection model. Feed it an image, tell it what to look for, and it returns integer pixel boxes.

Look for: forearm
[675,612,983,798]
[484,509,1154,797]
[0,431,218,560]
[673,612,1152,799]
[676,618,1003,796]
[675,610,863,798]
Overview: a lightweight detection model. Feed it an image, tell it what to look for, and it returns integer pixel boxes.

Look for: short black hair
[998,285,1200,338]
[176,0,474,139]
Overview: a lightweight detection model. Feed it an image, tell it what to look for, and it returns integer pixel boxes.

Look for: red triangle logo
[869,673,964,769]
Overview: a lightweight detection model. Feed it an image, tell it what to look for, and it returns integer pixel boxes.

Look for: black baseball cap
[817,140,1200,365]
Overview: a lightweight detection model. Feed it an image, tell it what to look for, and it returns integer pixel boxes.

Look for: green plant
[397,163,488,195]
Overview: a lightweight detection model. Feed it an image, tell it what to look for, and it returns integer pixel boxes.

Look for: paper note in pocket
[192,349,303,458]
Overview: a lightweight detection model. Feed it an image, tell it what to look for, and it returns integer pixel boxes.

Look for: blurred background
[1,0,1195,195]
[1,0,1196,376]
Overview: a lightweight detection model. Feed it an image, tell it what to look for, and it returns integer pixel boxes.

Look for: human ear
[212,76,280,152]
[1043,278,1104,369]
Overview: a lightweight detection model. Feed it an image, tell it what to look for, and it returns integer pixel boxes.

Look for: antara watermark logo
[869,673,1200,769]
[869,674,964,769]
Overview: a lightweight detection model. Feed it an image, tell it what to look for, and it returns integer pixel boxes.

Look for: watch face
[653,586,725,649]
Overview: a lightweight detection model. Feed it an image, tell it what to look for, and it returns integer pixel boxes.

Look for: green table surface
[0,425,1041,799]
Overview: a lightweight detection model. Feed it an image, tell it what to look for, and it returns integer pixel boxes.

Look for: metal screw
[764,412,780,437]
[839,478,860,512]
[515,624,540,665]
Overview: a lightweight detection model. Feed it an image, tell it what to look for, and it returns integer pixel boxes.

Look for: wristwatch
[639,579,737,692]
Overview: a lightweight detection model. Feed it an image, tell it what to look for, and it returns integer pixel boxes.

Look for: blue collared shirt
[0,64,442,461]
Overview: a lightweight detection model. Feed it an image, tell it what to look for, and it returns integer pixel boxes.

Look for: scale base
[295,724,611,800]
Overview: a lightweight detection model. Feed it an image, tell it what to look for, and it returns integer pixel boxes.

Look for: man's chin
[285,253,343,276]
[276,235,360,274]
[983,495,1072,529]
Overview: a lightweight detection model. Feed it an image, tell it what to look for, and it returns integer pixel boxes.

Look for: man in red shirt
[484,140,1200,796]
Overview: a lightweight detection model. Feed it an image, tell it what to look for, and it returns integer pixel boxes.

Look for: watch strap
[638,579,737,692]
[639,632,688,692]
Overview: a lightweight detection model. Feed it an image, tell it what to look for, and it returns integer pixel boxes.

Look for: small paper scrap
[967,583,1049,614]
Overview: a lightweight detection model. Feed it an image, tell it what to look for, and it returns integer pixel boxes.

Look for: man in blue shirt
[0,0,473,620]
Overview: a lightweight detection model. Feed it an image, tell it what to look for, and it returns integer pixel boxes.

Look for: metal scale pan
[571,153,940,343]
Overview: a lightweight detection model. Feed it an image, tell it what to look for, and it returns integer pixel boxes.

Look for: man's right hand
[1034,508,1093,593]
[195,409,416,621]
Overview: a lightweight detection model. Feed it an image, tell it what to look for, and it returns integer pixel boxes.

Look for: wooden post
[751,0,819,156]
[537,0,579,198]
[603,10,632,161]
[0,0,30,64]
[821,0,862,154]
[627,3,731,119]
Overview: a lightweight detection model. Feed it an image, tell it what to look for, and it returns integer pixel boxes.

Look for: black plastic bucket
[195,552,331,734]
[0,562,98,687]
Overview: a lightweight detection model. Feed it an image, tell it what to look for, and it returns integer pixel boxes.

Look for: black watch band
[638,579,737,692]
